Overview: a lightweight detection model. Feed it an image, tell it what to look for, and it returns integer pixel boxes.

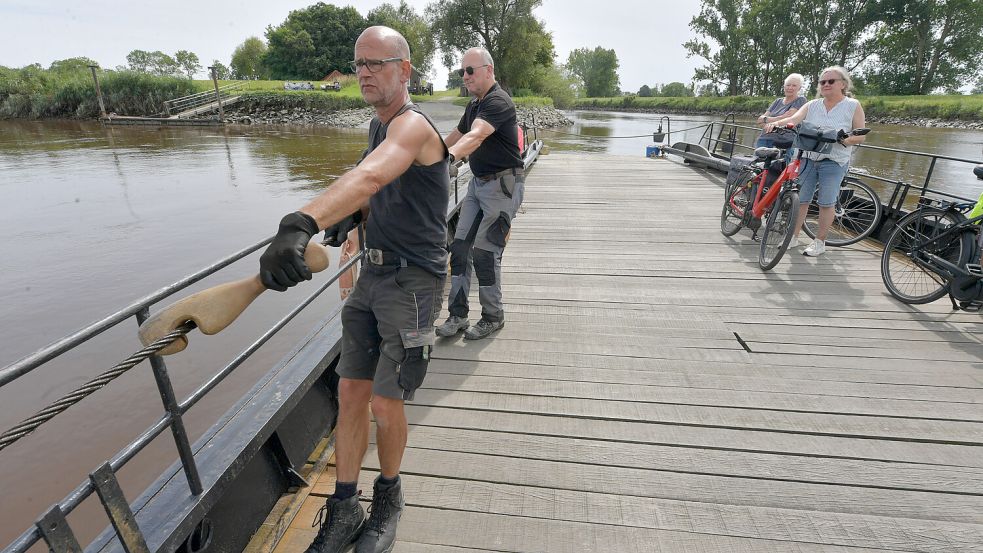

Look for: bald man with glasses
[258,26,450,553]
[436,47,525,341]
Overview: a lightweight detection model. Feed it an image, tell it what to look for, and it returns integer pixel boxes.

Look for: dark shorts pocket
[397,328,435,396]
[487,211,511,248]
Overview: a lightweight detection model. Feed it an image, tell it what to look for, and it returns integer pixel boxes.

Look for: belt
[477,167,523,182]
[366,248,408,267]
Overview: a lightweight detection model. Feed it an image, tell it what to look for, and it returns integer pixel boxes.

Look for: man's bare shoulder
[388,109,436,138]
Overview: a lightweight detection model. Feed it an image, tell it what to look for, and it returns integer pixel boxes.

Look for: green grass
[451,95,554,107]
[573,94,983,120]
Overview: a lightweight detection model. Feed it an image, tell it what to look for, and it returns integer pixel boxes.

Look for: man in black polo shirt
[436,47,525,341]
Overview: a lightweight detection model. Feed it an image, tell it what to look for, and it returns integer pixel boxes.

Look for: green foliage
[566,46,620,97]
[211,61,231,80]
[428,0,554,91]
[685,0,981,96]
[126,50,183,77]
[446,70,463,89]
[864,0,983,95]
[660,82,695,97]
[264,3,365,79]
[231,37,270,79]
[234,91,367,112]
[638,85,653,97]
[174,50,201,79]
[0,66,197,119]
[48,57,98,74]
[524,63,579,108]
[366,1,436,75]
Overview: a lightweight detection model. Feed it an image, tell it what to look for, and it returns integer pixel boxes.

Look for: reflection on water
[541,110,983,203]
[1,112,981,545]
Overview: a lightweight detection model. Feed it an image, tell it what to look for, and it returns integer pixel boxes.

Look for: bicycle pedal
[958,300,983,312]
[967,263,983,277]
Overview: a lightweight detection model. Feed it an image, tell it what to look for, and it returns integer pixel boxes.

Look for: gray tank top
[365,103,449,276]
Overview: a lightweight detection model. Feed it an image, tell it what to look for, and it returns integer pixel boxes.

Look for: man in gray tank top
[257,26,449,553]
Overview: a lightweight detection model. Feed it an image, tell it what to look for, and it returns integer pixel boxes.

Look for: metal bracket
[269,432,310,488]
[90,463,151,553]
[36,506,82,553]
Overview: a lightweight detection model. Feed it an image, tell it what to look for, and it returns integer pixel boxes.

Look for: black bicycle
[880,195,983,310]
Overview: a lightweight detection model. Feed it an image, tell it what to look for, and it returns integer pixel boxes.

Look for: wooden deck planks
[276,153,982,551]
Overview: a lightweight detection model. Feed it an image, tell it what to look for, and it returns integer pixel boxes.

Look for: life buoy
[338,227,360,300]
[517,124,525,156]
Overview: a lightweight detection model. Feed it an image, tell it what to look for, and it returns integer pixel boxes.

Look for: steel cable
[0,321,196,453]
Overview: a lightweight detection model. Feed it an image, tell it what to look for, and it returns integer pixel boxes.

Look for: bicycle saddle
[753,147,782,160]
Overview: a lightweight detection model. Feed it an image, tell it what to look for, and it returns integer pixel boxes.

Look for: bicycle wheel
[721,171,754,237]
[880,207,972,304]
[803,178,883,246]
[759,189,800,270]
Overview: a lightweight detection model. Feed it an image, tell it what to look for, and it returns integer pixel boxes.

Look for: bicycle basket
[794,121,838,154]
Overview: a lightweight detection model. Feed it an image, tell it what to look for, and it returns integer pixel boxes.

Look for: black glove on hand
[322,210,362,247]
[260,211,320,291]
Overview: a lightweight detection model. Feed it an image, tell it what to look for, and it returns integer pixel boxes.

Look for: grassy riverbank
[452,95,555,107]
[574,95,983,121]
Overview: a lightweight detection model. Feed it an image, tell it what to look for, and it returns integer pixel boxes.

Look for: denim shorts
[798,158,848,207]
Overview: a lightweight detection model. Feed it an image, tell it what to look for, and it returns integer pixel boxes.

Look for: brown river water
[1,110,981,545]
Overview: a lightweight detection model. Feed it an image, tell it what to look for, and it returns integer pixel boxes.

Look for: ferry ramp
[270,152,983,552]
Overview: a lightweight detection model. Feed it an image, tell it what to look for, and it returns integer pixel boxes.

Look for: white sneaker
[803,239,826,257]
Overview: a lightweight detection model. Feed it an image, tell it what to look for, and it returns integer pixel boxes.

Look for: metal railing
[0,141,517,552]
[164,83,243,118]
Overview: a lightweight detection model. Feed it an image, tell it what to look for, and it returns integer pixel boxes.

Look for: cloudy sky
[0,0,703,92]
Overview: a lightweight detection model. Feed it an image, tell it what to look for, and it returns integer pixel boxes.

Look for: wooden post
[209,66,224,122]
[88,65,107,119]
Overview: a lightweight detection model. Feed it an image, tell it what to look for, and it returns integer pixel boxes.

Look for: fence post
[88,65,108,119]
[209,66,224,122]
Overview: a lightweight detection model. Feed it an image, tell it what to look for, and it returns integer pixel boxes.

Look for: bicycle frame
[907,211,983,279]
[750,156,801,219]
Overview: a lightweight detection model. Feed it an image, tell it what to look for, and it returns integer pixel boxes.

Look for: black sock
[332,481,358,500]
[377,474,399,489]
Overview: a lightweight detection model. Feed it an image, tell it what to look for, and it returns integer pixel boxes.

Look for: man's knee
[370,394,405,424]
[473,248,496,286]
[449,239,470,276]
[339,378,372,408]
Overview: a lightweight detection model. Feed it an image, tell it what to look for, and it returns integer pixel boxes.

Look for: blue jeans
[798,158,848,207]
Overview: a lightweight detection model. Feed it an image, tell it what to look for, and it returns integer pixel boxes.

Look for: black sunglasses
[819,79,841,85]
[457,64,490,77]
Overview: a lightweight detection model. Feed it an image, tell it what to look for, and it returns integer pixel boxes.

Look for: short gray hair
[464,47,494,67]
[784,73,804,89]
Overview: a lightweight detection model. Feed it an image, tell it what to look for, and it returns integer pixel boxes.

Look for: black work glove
[260,211,320,291]
[322,210,362,247]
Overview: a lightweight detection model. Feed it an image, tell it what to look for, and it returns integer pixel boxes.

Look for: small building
[408,65,433,95]
[321,70,345,82]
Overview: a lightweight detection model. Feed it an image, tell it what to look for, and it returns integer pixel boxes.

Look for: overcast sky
[0,0,703,92]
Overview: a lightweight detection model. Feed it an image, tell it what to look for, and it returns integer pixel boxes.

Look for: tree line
[686,0,983,96]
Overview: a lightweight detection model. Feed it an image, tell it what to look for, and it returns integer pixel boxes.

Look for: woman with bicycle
[765,66,867,257]
[755,74,807,148]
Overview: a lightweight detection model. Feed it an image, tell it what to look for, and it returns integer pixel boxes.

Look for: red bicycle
[720,126,802,270]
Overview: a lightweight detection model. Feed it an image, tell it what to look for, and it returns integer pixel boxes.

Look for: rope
[0,322,197,453]
[531,122,711,139]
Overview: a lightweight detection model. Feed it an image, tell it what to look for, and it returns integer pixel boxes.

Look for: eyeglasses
[350,57,403,73]
[819,79,841,86]
[457,64,490,77]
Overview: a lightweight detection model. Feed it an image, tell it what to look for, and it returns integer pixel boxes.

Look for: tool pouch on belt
[499,173,517,199]
[397,328,436,394]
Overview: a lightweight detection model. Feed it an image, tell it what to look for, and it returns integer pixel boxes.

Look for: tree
[231,37,269,79]
[174,50,201,79]
[126,50,152,73]
[973,78,983,95]
[264,4,366,79]
[660,81,695,97]
[864,0,983,94]
[366,1,436,75]
[566,46,620,97]
[684,0,750,96]
[147,51,181,77]
[428,0,555,90]
[638,84,653,97]
[211,61,231,80]
[49,57,98,74]
[447,69,463,89]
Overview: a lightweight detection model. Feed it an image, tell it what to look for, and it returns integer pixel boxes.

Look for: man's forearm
[448,131,485,159]
[300,169,380,229]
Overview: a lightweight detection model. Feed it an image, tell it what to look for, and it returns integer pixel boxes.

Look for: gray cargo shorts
[336,264,444,401]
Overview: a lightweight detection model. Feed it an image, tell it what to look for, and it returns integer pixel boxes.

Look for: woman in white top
[765,66,867,257]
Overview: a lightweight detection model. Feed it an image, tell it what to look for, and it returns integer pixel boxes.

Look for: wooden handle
[138,241,330,355]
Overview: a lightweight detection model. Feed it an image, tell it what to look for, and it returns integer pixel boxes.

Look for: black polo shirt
[457,83,523,177]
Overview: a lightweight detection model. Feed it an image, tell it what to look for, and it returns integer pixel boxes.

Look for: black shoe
[463,318,504,340]
[305,494,365,553]
[355,476,404,553]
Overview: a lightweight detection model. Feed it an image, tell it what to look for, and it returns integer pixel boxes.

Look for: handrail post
[135,308,203,495]
[88,65,107,119]
[209,66,224,122]
[921,157,938,198]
